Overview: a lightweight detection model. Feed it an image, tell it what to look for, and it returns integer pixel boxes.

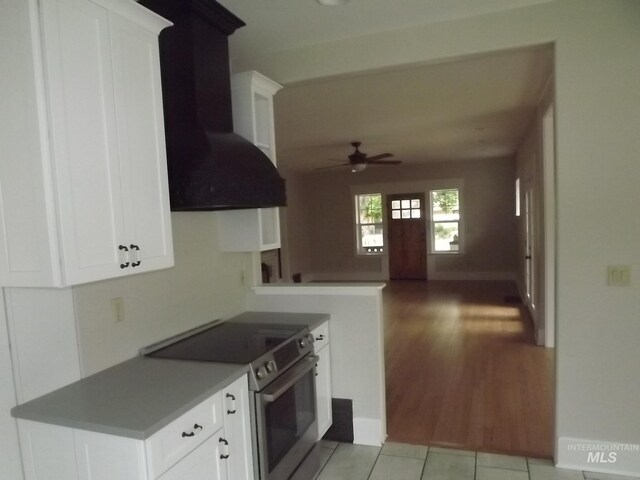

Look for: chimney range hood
[139,0,286,211]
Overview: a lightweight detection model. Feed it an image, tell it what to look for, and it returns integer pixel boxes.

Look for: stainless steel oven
[143,317,319,480]
[254,354,318,480]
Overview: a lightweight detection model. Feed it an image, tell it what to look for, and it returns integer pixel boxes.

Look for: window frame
[354,193,385,256]
[429,188,463,255]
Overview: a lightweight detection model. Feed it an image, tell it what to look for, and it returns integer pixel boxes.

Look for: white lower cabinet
[18,375,253,480]
[157,433,227,480]
[312,322,333,440]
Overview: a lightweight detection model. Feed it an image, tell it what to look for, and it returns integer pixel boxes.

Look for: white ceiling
[217,0,554,173]
[218,0,554,59]
[274,46,553,172]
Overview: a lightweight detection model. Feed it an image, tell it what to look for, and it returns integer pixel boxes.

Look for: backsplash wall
[73,213,254,376]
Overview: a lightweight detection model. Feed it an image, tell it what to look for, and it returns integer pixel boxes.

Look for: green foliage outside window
[432,190,458,213]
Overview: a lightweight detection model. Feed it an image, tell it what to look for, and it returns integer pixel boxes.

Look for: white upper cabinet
[0,0,173,287]
[218,71,283,253]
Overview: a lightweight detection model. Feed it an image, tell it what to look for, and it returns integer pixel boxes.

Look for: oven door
[255,354,319,480]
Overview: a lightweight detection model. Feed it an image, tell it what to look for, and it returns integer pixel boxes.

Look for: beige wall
[240,1,640,472]
[283,156,517,281]
[73,213,254,376]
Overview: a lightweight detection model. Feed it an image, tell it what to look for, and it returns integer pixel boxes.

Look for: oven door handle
[260,355,319,403]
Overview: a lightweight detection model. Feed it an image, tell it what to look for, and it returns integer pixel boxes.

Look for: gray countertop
[11,311,329,440]
[231,311,330,330]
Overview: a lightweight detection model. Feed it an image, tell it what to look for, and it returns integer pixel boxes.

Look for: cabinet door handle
[315,334,324,341]
[225,393,236,414]
[181,423,203,438]
[129,244,141,267]
[118,245,130,268]
[219,437,230,459]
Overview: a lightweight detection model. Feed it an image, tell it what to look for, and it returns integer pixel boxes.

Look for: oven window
[265,368,316,473]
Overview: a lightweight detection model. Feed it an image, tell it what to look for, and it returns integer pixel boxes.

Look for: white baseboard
[353,418,385,447]
[304,271,517,283]
[556,437,640,477]
[303,271,387,282]
[428,271,517,282]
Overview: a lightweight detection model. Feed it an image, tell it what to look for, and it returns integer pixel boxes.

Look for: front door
[387,193,426,280]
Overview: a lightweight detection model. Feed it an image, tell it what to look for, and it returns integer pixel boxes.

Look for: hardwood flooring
[383,280,554,458]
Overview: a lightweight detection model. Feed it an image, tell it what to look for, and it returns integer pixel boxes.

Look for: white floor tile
[529,464,585,480]
[369,454,425,480]
[422,451,475,480]
[316,444,380,480]
[381,442,428,459]
[477,452,528,471]
[476,466,530,480]
[584,471,640,480]
[428,446,476,457]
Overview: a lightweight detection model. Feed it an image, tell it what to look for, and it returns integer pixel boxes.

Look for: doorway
[386,193,426,280]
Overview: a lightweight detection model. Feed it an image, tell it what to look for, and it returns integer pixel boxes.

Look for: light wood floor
[383,280,554,458]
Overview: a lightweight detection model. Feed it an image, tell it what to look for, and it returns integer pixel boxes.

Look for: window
[355,193,383,254]
[390,198,422,219]
[430,189,461,253]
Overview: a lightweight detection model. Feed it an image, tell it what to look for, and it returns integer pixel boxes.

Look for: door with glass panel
[387,193,426,279]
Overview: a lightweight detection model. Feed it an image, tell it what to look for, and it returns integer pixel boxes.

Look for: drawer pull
[219,438,230,459]
[129,244,141,267]
[118,245,130,269]
[225,393,236,414]
[181,423,203,438]
[315,334,324,341]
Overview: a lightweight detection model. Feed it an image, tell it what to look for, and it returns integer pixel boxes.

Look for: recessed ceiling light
[316,0,349,6]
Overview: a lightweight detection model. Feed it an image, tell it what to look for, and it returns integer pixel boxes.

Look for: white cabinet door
[42,0,127,285]
[158,432,228,480]
[316,345,333,440]
[0,0,172,287]
[222,376,254,480]
[74,430,147,480]
[109,11,173,274]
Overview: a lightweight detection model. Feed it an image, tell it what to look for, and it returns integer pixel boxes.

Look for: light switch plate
[607,266,631,286]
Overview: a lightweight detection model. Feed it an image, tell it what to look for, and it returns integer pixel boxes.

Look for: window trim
[429,188,463,255]
[354,193,384,256]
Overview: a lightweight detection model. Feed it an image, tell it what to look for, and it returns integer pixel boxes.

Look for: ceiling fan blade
[368,159,402,165]
[314,163,350,170]
[366,153,394,161]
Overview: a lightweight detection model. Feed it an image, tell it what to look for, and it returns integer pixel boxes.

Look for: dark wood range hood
[139,0,286,211]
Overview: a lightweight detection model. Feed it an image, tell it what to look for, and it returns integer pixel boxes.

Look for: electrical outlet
[607,266,631,286]
[111,297,125,322]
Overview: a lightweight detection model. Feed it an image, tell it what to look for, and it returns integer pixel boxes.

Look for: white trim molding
[556,437,640,478]
[353,418,385,447]
[252,282,386,296]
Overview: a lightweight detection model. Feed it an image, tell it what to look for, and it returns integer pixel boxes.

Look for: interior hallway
[383,280,554,458]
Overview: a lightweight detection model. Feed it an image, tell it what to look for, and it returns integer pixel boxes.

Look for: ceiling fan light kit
[315,141,401,173]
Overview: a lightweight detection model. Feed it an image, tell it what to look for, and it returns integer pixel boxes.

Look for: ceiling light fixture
[316,0,349,6]
[351,163,367,173]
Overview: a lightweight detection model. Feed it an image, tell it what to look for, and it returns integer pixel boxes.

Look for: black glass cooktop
[146,321,306,364]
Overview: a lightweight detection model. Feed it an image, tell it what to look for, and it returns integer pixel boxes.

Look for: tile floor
[313,441,639,480]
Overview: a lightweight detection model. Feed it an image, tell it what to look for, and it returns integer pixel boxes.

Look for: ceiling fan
[316,141,401,173]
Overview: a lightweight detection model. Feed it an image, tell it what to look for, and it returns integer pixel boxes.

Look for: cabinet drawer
[146,392,223,478]
[311,322,329,351]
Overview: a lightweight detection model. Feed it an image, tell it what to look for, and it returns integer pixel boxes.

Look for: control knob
[306,334,315,345]
[255,366,267,380]
[298,337,308,349]
[265,360,276,373]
